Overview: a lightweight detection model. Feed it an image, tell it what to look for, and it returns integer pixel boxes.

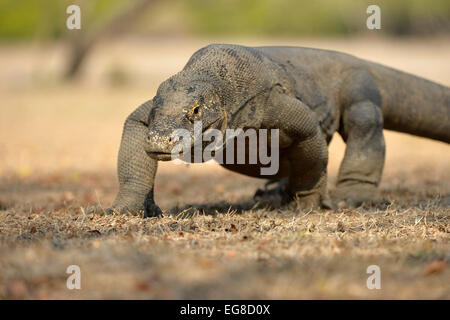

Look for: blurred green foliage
[0,0,126,40]
[0,0,448,41]
[186,0,352,36]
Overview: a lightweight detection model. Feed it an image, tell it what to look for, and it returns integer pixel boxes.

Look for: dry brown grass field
[0,37,449,299]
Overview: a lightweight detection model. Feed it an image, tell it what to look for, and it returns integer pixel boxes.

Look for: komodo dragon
[109,44,450,217]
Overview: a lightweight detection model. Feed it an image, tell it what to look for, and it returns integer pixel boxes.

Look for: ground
[0,37,449,299]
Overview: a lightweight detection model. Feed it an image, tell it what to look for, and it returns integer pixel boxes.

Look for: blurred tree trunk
[65,0,156,80]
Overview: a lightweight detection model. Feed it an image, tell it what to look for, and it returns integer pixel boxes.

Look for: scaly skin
[110,99,161,216]
[110,44,450,217]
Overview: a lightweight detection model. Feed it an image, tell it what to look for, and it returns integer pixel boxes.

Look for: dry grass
[0,37,449,299]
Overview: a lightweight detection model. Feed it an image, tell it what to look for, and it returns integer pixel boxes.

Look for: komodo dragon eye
[193,106,200,114]
[186,101,202,122]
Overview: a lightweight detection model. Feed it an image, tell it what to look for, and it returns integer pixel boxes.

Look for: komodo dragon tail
[367,63,450,143]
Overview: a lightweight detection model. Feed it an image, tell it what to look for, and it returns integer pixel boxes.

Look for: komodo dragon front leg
[332,70,386,207]
[265,86,331,209]
[110,99,162,217]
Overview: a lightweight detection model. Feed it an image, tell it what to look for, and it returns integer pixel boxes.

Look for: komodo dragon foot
[253,178,288,207]
[331,181,390,209]
[106,193,163,217]
[254,178,332,210]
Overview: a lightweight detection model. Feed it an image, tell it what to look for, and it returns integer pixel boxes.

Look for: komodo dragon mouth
[146,151,173,161]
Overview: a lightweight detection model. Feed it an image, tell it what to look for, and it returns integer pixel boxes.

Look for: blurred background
[1,1,449,300]
[1,0,449,85]
[0,0,449,208]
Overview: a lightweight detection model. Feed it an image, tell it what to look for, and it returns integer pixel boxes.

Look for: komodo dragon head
[145,74,226,161]
[144,44,284,162]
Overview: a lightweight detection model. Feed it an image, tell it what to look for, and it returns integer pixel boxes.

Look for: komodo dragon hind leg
[333,70,386,208]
